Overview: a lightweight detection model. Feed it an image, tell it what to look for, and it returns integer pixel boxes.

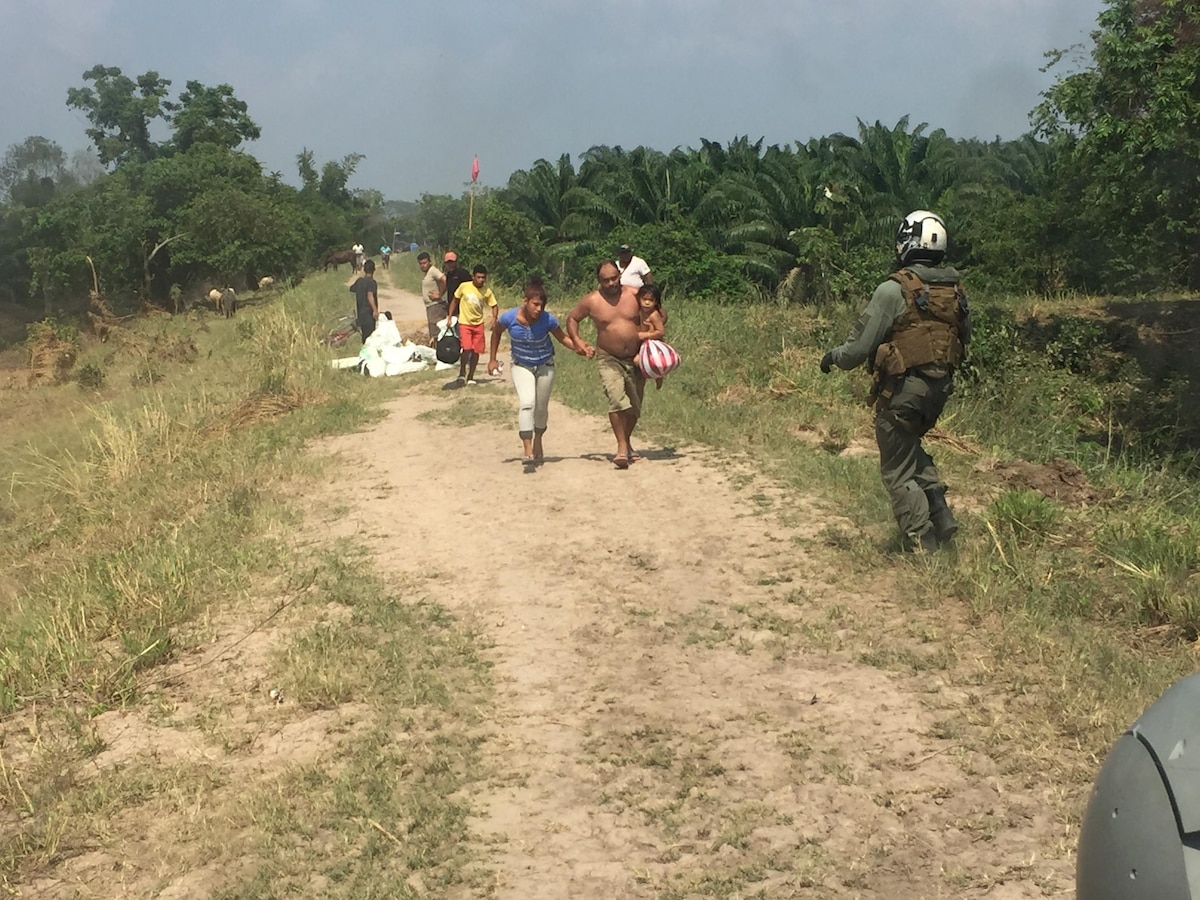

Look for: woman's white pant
[511,362,555,438]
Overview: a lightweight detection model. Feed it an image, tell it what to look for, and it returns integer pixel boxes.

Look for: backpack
[436,323,461,364]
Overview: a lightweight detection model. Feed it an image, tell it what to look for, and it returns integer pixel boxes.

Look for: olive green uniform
[825,264,970,547]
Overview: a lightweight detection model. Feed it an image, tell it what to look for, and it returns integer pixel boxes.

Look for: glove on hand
[819,352,834,374]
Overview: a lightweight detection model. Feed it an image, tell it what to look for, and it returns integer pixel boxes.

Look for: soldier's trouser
[874,372,953,541]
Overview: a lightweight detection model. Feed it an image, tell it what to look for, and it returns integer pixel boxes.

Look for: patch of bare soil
[975,457,1104,506]
[285,277,1074,897]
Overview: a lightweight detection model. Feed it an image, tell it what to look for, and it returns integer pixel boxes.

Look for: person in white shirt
[615,244,652,289]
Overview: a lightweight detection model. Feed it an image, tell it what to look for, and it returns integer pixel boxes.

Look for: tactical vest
[873,268,967,379]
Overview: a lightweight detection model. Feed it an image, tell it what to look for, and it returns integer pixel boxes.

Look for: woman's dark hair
[637,283,662,310]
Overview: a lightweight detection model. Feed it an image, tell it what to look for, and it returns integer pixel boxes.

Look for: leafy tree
[0,136,75,207]
[452,197,543,288]
[319,153,363,205]
[66,66,172,168]
[174,184,312,288]
[504,154,589,246]
[1035,0,1200,288]
[0,205,35,304]
[26,172,152,312]
[406,193,469,250]
[166,81,261,153]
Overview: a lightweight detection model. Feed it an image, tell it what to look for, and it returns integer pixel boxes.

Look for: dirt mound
[159,334,199,364]
[402,329,432,346]
[26,326,76,385]
[976,456,1104,505]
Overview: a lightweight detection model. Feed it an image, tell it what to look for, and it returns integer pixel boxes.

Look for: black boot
[904,528,941,553]
[925,488,958,544]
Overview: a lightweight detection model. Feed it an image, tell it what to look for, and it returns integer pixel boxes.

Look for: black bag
[436,324,461,364]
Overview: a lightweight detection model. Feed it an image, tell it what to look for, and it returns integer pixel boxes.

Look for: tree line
[0,65,381,316]
[1,0,1196,316]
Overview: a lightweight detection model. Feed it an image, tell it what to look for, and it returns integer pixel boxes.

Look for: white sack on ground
[329,312,443,377]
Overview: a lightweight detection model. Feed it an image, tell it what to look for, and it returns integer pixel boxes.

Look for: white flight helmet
[895,210,948,265]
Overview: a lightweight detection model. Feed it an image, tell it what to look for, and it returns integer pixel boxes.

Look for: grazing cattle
[323,249,357,271]
[208,288,223,309]
[220,288,237,318]
[257,276,275,291]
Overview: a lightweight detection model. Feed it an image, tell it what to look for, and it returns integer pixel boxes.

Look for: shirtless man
[566,261,645,469]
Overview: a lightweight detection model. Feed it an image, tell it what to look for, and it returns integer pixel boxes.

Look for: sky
[0,0,1106,203]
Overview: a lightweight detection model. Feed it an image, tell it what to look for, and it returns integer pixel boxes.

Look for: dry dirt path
[302,275,1075,898]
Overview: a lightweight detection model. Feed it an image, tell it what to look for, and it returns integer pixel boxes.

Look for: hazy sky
[0,0,1104,202]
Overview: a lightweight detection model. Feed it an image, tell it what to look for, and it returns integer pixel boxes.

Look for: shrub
[1045,315,1108,374]
[613,222,751,302]
[75,362,105,390]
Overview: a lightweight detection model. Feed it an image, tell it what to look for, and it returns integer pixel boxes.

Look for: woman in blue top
[487,277,577,467]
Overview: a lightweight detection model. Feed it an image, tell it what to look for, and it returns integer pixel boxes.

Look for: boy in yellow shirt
[447,264,498,385]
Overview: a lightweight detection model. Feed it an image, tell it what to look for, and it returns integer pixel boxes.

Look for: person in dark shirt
[442,251,471,312]
[350,259,379,342]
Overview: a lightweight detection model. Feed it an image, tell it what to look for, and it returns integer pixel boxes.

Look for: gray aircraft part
[1077,673,1200,898]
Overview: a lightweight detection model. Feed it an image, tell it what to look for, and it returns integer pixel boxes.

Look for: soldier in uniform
[819,210,971,552]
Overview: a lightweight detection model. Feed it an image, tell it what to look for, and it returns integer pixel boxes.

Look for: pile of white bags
[331,312,456,377]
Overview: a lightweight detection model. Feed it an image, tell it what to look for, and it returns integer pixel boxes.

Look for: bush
[612,222,750,302]
[75,362,105,390]
[957,306,1023,383]
[1045,315,1108,374]
[450,198,542,290]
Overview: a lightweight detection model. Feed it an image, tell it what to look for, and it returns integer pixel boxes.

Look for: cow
[257,276,275,291]
[220,288,237,318]
[323,248,357,271]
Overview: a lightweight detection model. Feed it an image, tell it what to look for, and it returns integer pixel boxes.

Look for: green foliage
[1036,0,1200,289]
[74,362,105,391]
[953,305,1020,384]
[0,136,76,208]
[452,197,541,288]
[615,221,750,302]
[1045,315,1109,374]
[166,81,261,154]
[26,172,150,309]
[65,65,173,168]
[5,66,364,308]
[787,226,889,305]
[10,21,1200,317]
[402,193,469,250]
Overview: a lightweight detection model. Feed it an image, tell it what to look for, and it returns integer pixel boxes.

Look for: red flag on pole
[471,155,479,182]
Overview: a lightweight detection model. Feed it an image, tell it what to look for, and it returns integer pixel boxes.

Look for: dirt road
[306,274,1075,897]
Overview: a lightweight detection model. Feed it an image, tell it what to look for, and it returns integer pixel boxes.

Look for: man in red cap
[442,251,471,316]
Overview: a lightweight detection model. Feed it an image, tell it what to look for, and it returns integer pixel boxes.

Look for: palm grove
[0,0,1196,315]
